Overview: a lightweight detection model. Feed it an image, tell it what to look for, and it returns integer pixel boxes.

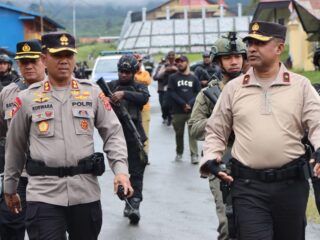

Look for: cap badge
[22,43,31,52]
[60,34,69,46]
[252,23,259,32]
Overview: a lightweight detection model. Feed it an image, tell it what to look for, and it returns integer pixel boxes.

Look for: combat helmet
[0,54,12,64]
[117,54,139,74]
[210,32,246,62]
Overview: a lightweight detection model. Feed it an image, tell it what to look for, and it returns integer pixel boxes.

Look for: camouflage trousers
[209,176,229,240]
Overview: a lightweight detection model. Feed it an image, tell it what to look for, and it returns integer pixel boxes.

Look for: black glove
[312,148,320,164]
[204,160,223,177]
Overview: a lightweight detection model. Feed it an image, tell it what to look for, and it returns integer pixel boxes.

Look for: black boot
[128,197,141,224]
[123,202,130,217]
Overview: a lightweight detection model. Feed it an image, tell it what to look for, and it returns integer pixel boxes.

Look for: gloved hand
[204,160,234,183]
[4,193,21,214]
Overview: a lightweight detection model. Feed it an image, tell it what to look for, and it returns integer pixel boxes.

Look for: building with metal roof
[118,0,251,53]
[0,3,64,53]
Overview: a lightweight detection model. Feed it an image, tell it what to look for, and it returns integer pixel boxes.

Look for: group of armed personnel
[0,20,319,240]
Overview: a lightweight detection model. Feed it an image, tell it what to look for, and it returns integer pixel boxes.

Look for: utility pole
[40,0,44,34]
[73,0,76,39]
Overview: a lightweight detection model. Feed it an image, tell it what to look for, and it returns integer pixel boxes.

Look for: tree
[28,3,40,13]
[244,0,259,15]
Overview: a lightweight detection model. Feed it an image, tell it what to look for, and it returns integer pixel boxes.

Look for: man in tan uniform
[0,39,45,240]
[3,32,132,240]
[200,21,320,240]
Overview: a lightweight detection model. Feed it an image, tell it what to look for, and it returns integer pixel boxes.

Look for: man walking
[200,21,320,240]
[108,54,149,224]
[3,32,132,240]
[0,39,46,240]
[168,55,201,163]
[189,33,246,240]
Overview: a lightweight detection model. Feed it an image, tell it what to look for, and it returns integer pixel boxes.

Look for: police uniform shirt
[4,78,128,206]
[0,81,29,129]
[200,64,320,175]
[0,81,40,177]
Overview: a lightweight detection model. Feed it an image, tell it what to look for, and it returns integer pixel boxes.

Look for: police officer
[0,39,45,240]
[200,21,320,240]
[3,32,133,240]
[194,51,220,88]
[0,54,18,91]
[108,54,149,224]
[189,32,246,240]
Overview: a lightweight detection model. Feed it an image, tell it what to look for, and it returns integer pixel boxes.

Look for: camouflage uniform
[189,32,246,240]
[189,78,229,240]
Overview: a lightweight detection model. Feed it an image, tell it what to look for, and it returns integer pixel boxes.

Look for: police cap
[42,32,77,54]
[243,21,287,42]
[15,39,42,60]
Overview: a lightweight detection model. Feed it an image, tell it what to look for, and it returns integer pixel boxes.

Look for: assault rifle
[96,78,148,165]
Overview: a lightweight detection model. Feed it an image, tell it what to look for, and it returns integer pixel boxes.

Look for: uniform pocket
[72,109,94,135]
[31,111,55,137]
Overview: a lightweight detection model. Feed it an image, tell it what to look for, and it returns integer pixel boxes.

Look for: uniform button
[244,179,251,185]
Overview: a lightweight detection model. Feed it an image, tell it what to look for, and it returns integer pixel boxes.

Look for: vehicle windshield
[95,58,119,73]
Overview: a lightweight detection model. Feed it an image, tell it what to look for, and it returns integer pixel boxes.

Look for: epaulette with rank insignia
[283,72,290,83]
[242,75,250,85]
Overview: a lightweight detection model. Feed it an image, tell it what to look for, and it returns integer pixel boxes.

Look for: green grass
[76,43,117,67]
[294,70,320,84]
[307,193,320,224]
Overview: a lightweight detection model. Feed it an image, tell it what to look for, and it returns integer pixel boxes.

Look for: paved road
[96,82,319,240]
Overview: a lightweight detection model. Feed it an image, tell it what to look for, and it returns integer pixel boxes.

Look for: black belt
[231,157,309,182]
[26,152,105,177]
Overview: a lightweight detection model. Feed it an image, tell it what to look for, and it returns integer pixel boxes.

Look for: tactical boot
[123,202,130,217]
[191,155,199,164]
[128,198,141,224]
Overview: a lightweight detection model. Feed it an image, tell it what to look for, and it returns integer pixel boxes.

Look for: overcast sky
[14,0,166,7]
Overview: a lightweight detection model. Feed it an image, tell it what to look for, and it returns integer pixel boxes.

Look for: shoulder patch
[12,97,22,116]
[98,92,112,111]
